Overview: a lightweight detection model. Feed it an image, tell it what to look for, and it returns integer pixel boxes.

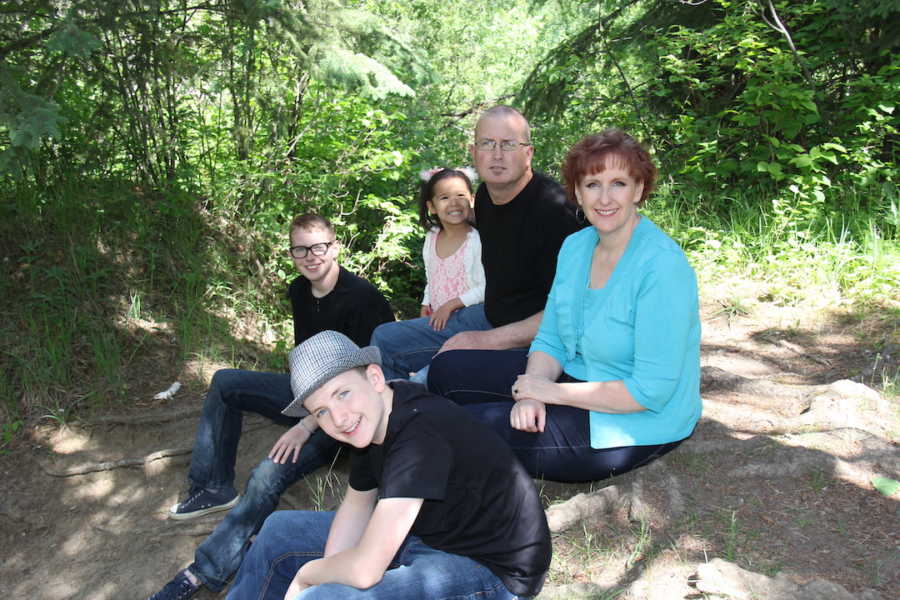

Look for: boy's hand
[284,568,311,600]
[269,422,312,464]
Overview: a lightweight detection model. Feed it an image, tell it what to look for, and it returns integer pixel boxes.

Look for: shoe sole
[168,494,240,520]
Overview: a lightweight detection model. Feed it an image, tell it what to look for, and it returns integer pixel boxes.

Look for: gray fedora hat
[282,330,382,417]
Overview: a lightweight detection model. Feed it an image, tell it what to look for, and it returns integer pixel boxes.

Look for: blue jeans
[369,304,492,381]
[428,350,685,483]
[225,511,518,600]
[186,369,341,592]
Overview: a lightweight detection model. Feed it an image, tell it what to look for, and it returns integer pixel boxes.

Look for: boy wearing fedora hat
[224,330,551,600]
[150,215,395,600]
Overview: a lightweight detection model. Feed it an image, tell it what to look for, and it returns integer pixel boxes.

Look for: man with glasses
[149,214,394,600]
[372,105,581,381]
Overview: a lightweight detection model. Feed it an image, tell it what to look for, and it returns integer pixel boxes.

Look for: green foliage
[0,69,64,168]
[0,420,23,454]
[521,0,899,233]
[0,0,431,187]
[46,19,101,58]
[312,46,414,99]
[871,476,900,497]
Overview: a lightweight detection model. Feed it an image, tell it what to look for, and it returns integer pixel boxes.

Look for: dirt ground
[1,284,897,599]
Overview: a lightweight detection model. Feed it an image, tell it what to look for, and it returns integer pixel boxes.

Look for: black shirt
[349,381,552,597]
[475,171,582,327]
[288,266,394,348]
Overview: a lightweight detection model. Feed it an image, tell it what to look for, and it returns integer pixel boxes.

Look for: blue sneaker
[168,486,239,520]
[148,569,201,600]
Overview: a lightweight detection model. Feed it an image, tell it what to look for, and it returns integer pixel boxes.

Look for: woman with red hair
[428,129,701,482]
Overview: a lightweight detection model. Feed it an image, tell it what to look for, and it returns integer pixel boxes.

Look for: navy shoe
[148,569,201,600]
[168,486,239,520]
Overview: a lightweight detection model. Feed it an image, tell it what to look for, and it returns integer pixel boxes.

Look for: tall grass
[0,179,287,426]
[646,182,900,311]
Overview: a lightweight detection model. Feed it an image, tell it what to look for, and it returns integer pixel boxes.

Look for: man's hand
[284,566,312,600]
[269,422,311,464]
[437,330,493,354]
[510,397,546,433]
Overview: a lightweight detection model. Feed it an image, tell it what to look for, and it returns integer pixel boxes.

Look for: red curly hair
[561,129,657,207]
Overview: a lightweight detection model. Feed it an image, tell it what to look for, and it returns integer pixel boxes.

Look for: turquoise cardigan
[530,217,701,448]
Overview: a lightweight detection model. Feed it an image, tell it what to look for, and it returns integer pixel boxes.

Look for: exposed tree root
[693,558,882,600]
[89,406,201,425]
[40,421,276,477]
[93,523,215,538]
[41,446,193,477]
[545,485,625,533]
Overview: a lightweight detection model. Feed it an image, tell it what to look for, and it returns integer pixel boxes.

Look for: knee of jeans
[244,459,291,501]
[370,321,391,347]
[262,509,294,529]
[426,353,454,393]
[209,368,244,394]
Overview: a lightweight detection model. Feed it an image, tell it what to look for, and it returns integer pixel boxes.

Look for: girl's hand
[268,422,311,464]
[420,305,432,318]
[512,374,558,405]
[510,398,546,432]
[430,299,462,331]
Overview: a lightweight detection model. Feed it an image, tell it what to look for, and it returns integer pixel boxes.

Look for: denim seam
[511,443,578,450]
[259,551,323,600]
[432,577,508,600]
[208,386,248,489]
[443,388,513,400]
[386,346,443,361]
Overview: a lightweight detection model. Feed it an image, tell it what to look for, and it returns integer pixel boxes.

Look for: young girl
[417,167,485,331]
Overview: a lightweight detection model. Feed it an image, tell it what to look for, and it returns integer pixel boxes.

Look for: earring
[575,205,584,222]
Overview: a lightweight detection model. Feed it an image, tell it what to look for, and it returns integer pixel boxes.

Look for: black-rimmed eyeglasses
[475,139,532,152]
[289,241,334,259]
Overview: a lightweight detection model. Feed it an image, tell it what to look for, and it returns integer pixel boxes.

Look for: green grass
[723,510,740,563]
[572,520,606,564]
[808,469,830,493]
[305,448,346,511]
[879,361,900,399]
[713,296,753,323]
[0,180,289,429]
[625,518,653,570]
[0,419,22,454]
[647,183,899,310]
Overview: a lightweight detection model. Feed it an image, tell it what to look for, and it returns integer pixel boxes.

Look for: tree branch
[596,4,651,142]
[757,0,815,90]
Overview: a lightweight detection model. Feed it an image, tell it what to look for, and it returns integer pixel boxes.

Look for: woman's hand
[511,373,558,432]
[429,298,462,331]
[269,422,312,464]
[512,374,559,405]
[510,398,546,433]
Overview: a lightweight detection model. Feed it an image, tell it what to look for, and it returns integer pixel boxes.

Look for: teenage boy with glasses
[371,105,582,382]
[148,214,395,600]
